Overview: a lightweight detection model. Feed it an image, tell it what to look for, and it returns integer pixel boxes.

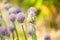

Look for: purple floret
[16,8,21,13]
[28,7,37,15]
[44,34,51,40]
[4,3,11,10]
[9,14,16,21]
[9,22,14,31]
[0,27,10,36]
[16,12,25,23]
[8,7,16,14]
[28,28,34,35]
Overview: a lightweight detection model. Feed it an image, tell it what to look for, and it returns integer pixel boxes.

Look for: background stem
[21,24,27,40]
[13,22,19,40]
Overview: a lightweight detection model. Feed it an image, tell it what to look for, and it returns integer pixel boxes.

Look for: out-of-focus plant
[4,3,12,10]
[27,7,36,23]
[16,7,21,13]
[8,7,17,14]
[1,0,60,40]
[44,33,51,40]
[27,7,37,40]
[9,14,17,40]
[16,12,27,40]
[0,26,10,40]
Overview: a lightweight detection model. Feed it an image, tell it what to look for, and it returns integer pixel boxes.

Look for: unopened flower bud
[16,7,21,13]
[9,7,16,14]
[9,14,16,21]
[9,22,14,31]
[4,3,11,10]
[16,12,25,23]
[44,34,51,40]
[28,7,37,16]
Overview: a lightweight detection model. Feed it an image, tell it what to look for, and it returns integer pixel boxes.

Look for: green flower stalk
[27,7,37,40]
[9,14,19,40]
[0,35,5,40]
[32,24,37,40]
[9,22,15,40]
[16,13,27,40]
[13,22,19,40]
[12,31,14,40]
[28,24,37,40]
[21,24,27,40]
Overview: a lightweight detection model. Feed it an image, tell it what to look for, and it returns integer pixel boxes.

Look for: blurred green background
[0,0,60,40]
[2,0,59,24]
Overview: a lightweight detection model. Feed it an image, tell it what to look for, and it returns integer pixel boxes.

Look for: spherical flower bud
[8,7,16,14]
[0,27,10,36]
[9,22,14,31]
[16,7,21,13]
[44,34,51,40]
[16,12,25,23]
[28,7,37,15]
[27,28,34,35]
[9,14,16,21]
[4,3,11,10]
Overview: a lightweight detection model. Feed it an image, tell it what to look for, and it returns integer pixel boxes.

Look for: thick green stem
[32,24,37,40]
[12,31,14,40]
[21,24,27,40]
[13,22,19,40]
[32,32,37,40]
[0,35,5,40]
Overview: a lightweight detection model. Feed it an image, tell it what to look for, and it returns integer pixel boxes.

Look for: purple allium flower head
[28,7,37,15]
[44,34,51,40]
[4,3,11,10]
[0,27,10,36]
[28,28,34,35]
[9,14,16,21]
[16,7,21,13]
[8,7,16,14]
[9,22,14,31]
[16,12,25,23]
